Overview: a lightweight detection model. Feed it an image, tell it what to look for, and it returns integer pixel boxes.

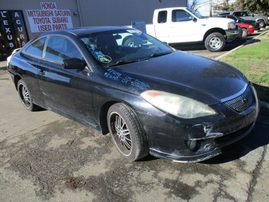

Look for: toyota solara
[7,26,259,162]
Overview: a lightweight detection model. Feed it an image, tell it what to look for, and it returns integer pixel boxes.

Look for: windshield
[79,29,173,67]
[186,7,204,19]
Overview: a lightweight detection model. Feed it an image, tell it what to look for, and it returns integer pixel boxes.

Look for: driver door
[167,9,199,43]
[37,35,97,128]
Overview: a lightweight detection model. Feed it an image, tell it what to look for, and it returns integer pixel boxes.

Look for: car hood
[253,14,267,18]
[239,20,256,25]
[111,51,248,105]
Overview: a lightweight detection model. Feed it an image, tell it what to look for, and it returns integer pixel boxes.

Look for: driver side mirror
[190,16,197,22]
[62,58,86,69]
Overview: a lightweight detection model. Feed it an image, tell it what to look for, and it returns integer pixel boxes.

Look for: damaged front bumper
[138,84,259,163]
[151,121,256,163]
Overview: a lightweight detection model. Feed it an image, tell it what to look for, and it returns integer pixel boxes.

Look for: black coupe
[7,26,259,162]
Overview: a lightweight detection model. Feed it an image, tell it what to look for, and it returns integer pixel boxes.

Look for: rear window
[158,11,167,23]
[24,37,45,57]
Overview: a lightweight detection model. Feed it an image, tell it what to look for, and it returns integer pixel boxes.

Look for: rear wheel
[17,79,39,111]
[107,103,148,161]
[204,32,225,52]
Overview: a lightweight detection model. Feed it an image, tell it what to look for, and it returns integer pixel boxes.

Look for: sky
[188,0,236,6]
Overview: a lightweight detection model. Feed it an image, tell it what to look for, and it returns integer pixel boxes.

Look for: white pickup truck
[131,7,242,52]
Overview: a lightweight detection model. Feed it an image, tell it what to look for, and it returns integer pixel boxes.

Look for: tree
[212,0,234,11]
[233,0,269,15]
[188,0,200,9]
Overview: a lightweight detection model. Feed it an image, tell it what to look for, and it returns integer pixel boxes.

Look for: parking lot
[173,29,266,59]
[0,29,269,202]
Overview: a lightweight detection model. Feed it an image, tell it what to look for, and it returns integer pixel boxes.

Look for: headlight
[141,90,216,119]
[227,22,236,29]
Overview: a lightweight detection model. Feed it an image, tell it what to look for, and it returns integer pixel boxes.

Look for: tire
[107,103,148,161]
[122,36,135,47]
[241,28,248,38]
[204,32,225,52]
[257,20,265,28]
[17,79,38,111]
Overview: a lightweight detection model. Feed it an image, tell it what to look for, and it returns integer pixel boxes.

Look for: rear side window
[234,12,243,17]
[24,37,45,57]
[241,11,248,16]
[158,11,167,23]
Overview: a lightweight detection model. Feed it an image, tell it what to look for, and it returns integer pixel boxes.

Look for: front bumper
[225,27,242,41]
[137,84,259,163]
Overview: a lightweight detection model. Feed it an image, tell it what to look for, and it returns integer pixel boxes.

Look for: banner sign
[26,2,73,33]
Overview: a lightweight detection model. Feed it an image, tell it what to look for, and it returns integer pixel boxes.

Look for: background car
[7,26,259,163]
[218,15,259,30]
[217,10,268,28]
[235,22,255,37]
[217,15,255,37]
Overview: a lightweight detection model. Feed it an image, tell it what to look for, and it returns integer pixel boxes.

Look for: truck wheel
[257,20,265,28]
[204,32,225,52]
[242,28,248,38]
[122,36,135,47]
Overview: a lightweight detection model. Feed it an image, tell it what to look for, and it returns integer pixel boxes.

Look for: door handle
[38,70,45,76]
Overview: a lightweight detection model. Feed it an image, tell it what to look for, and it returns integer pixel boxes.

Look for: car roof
[218,10,250,14]
[155,7,188,11]
[38,26,131,37]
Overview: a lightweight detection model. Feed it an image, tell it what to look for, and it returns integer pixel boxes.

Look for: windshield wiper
[108,59,139,67]
[108,51,172,67]
[150,51,172,58]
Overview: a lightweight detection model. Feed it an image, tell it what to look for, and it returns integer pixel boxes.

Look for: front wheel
[204,32,225,52]
[107,103,148,161]
[17,79,39,111]
[241,28,248,38]
[122,36,135,47]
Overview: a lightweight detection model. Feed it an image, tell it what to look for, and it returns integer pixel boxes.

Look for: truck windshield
[186,7,205,19]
